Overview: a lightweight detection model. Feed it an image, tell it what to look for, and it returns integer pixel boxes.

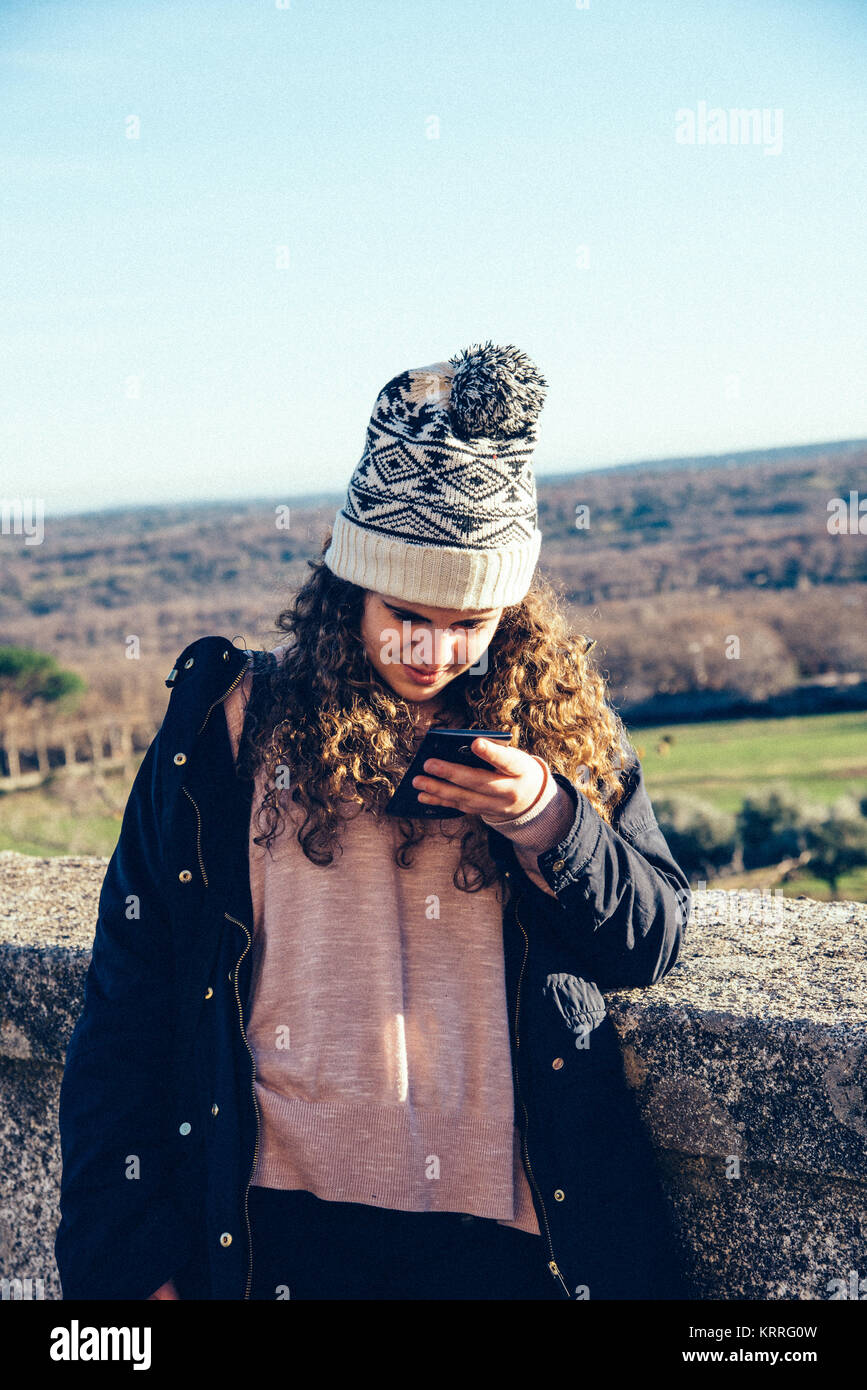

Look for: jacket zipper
[513,892,572,1300]
[225,910,261,1301]
[179,655,253,888]
[181,788,261,1297]
[181,786,208,888]
[197,655,252,736]
[185,653,260,1297]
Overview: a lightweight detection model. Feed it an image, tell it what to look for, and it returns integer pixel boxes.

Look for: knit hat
[322,341,547,610]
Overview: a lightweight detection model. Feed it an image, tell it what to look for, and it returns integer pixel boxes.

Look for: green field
[629,710,867,810]
[0,769,128,858]
[629,710,867,901]
[3,710,867,900]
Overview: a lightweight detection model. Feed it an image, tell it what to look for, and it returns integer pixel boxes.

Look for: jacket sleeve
[55,719,192,1300]
[505,755,691,992]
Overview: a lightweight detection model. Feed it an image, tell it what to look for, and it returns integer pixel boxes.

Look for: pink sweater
[223,655,575,1235]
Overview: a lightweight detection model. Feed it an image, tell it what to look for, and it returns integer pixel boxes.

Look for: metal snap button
[552,859,565,872]
[184,658,194,669]
[211,1103,219,1116]
[178,870,193,884]
[179,1122,191,1136]
[173,752,187,765]
[552,1057,564,1070]
[219,1232,232,1247]
[554,1188,565,1201]
[204,986,214,999]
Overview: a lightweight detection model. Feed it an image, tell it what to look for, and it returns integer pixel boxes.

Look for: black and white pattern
[342,345,543,549]
[323,342,547,609]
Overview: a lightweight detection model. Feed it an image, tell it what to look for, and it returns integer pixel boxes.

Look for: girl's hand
[147,1278,180,1300]
[412,739,548,820]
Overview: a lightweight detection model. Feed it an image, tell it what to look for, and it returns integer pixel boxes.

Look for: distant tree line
[654,786,867,897]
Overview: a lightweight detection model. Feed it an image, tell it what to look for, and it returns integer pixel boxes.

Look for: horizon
[6,432,862,523]
[2,0,865,515]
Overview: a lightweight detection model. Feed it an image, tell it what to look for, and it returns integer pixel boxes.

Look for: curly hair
[235,533,632,894]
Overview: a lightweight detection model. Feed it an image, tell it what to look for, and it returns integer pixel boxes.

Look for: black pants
[245,1187,563,1300]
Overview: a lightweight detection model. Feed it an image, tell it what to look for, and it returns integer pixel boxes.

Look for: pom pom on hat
[447,339,548,441]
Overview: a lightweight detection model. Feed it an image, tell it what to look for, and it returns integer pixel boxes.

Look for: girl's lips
[401,664,449,683]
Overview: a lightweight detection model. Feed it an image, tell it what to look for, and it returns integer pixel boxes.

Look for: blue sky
[1,0,865,517]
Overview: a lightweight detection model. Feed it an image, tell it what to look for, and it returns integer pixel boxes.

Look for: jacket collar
[165,635,252,696]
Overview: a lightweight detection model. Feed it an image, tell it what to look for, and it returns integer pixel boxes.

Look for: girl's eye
[392,612,480,630]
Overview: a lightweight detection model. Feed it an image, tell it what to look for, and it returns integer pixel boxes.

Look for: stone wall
[1,850,865,1300]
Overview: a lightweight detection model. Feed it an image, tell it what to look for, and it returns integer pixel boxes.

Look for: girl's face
[360,590,503,704]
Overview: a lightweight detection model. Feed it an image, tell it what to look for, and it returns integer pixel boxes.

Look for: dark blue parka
[55,635,691,1302]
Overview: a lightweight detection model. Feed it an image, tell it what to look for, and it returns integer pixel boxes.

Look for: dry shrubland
[0,442,865,722]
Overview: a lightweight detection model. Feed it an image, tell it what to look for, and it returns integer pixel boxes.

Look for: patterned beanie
[322,340,547,611]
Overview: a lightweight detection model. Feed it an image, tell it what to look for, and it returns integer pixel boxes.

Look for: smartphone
[385,727,513,819]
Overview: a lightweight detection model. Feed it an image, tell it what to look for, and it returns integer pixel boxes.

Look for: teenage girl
[58,343,689,1301]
